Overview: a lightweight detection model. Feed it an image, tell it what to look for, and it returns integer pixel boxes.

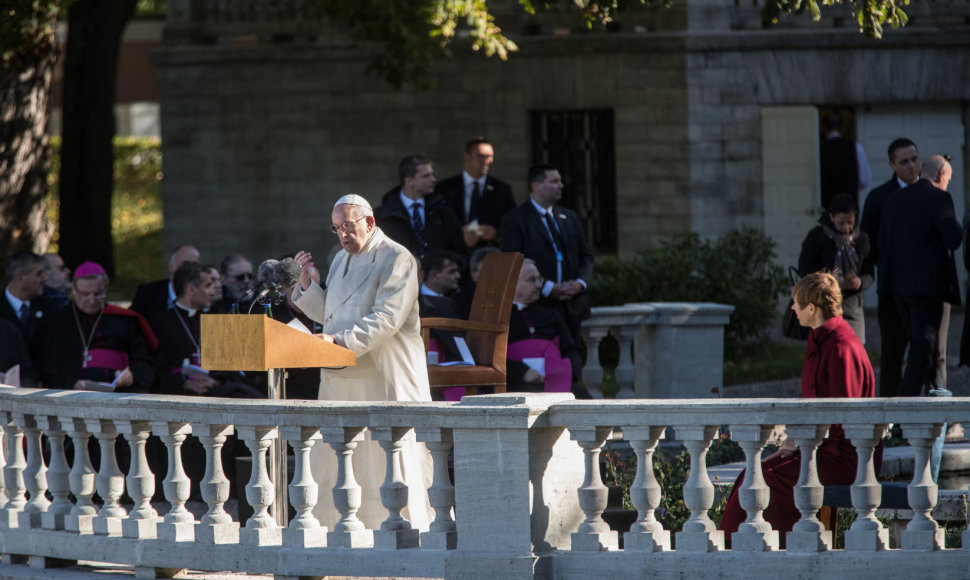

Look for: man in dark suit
[501,163,594,345]
[1,250,48,386]
[879,156,962,398]
[129,244,200,318]
[375,155,466,260]
[434,137,517,250]
[859,138,921,397]
[418,250,465,364]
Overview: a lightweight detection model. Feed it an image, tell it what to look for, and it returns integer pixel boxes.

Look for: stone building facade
[153,0,970,276]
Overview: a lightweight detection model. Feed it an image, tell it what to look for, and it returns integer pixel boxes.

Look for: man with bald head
[130,244,201,317]
[292,194,431,534]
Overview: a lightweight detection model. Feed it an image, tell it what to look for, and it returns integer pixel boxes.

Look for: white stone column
[322,426,373,548]
[623,425,669,552]
[0,416,26,528]
[14,413,49,529]
[372,426,420,550]
[237,425,282,546]
[843,423,889,551]
[281,425,326,548]
[154,421,195,542]
[613,326,639,399]
[88,419,127,536]
[569,426,617,551]
[117,420,160,539]
[729,424,779,551]
[675,425,724,552]
[34,416,71,531]
[901,422,945,550]
[415,427,456,550]
[785,424,831,552]
[63,417,96,534]
[581,327,608,399]
[194,423,239,544]
[0,420,7,510]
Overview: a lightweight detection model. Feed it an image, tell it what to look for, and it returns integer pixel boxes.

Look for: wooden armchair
[421,252,524,397]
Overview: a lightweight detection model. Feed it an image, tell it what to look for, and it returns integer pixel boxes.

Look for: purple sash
[507,338,571,393]
[87,349,129,371]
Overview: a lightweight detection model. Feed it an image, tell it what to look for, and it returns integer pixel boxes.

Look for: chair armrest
[421,318,507,334]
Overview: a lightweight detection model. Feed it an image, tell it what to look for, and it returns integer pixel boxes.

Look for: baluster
[154,421,195,542]
[36,416,72,530]
[87,419,127,536]
[372,426,419,550]
[844,423,890,551]
[322,426,373,548]
[728,424,779,551]
[785,424,832,552]
[63,417,96,534]
[14,413,50,529]
[581,326,607,399]
[281,426,325,548]
[0,415,26,528]
[0,420,6,511]
[415,427,456,550]
[194,424,239,544]
[613,326,638,399]
[570,426,617,551]
[623,426,669,551]
[675,425,724,552]
[901,423,945,550]
[238,425,282,546]
[116,420,160,539]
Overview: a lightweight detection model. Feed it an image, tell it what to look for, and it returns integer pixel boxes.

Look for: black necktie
[412,202,428,258]
[18,303,29,326]
[544,211,565,250]
[469,181,482,222]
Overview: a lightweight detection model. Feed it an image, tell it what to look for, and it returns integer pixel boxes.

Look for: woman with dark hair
[798,193,874,342]
[720,271,880,546]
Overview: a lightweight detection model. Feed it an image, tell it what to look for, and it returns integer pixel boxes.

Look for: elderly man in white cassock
[292,194,432,534]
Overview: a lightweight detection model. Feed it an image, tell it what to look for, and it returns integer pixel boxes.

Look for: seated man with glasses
[219,253,256,308]
[507,259,584,395]
[38,261,157,391]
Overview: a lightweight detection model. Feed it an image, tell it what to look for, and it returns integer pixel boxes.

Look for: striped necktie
[412,202,428,258]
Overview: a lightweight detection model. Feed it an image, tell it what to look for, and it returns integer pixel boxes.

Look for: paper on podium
[286,317,313,335]
[1,365,21,387]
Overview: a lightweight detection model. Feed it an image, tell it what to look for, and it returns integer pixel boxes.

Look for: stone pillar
[581,326,608,399]
[0,416,26,528]
[901,422,945,551]
[729,424,779,551]
[372,426,419,550]
[14,413,49,529]
[281,425,326,548]
[37,416,72,531]
[88,419,127,537]
[569,426,617,551]
[63,417,96,534]
[238,425,282,546]
[843,423,889,551]
[415,427,456,550]
[675,425,724,552]
[194,423,239,544]
[117,420,161,539]
[623,425,669,552]
[786,424,832,552]
[613,326,638,399]
[321,426,372,548]
[154,421,195,543]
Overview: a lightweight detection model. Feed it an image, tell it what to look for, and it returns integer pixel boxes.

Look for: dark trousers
[877,293,908,397]
[895,295,945,397]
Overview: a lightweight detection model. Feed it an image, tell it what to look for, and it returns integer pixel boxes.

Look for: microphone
[255,258,302,306]
[238,280,276,304]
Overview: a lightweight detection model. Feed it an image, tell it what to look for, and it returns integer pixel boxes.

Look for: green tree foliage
[0,0,62,71]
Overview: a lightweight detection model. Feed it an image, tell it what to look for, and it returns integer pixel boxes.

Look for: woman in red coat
[720,271,880,546]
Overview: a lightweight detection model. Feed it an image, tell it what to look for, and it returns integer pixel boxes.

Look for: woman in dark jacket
[798,193,874,342]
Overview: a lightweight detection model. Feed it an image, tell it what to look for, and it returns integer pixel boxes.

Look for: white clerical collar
[514,302,527,310]
[5,287,27,313]
[175,301,199,317]
[420,284,442,297]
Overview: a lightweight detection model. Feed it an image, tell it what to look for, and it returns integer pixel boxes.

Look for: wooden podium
[200,314,355,371]
[200,314,355,525]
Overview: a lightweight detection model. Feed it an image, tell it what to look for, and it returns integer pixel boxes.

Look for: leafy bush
[592,228,788,354]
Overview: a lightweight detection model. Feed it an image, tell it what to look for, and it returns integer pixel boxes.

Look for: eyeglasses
[233,272,254,282]
[330,215,367,234]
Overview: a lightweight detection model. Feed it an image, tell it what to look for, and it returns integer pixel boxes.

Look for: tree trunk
[58,0,136,276]
[0,23,57,256]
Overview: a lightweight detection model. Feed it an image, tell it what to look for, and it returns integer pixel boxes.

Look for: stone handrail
[0,388,967,579]
[582,302,735,399]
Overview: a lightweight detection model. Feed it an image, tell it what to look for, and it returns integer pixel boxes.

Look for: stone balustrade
[582,302,735,399]
[0,388,967,580]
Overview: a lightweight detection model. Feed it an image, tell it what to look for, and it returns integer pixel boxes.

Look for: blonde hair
[792,271,842,319]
